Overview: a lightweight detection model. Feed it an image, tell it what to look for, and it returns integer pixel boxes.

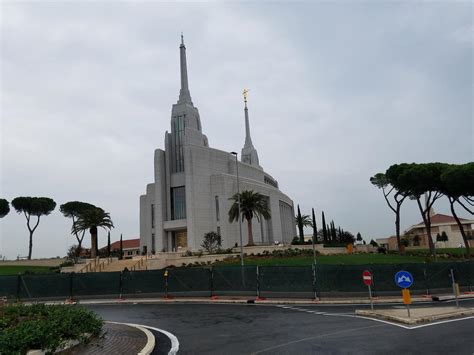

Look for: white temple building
[139,37,295,252]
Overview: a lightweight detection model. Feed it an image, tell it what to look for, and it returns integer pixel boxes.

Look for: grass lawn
[407,248,470,256]
[0,265,56,275]
[215,252,469,266]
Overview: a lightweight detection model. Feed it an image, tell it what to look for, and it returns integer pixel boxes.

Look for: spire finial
[241,88,260,167]
[178,32,192,104]
[243,88,249,107]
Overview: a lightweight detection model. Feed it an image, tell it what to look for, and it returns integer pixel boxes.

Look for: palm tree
[228,190,271,246]
[72,207,114,258]
[295,205,312,244]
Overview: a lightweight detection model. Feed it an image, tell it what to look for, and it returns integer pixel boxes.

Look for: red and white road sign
[362,270,373,286]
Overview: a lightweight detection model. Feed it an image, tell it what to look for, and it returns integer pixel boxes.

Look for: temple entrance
[172,230,188,251]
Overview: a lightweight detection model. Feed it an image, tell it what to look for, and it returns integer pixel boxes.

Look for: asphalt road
[86,299,474,355]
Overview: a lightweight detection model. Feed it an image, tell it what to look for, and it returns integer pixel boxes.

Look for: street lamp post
[231,151,244,267]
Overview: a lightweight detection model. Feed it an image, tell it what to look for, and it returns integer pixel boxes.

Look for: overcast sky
[1,1,472,259]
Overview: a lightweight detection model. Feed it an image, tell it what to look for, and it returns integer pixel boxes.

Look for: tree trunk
[417,198,435,256]
[298,223,304,244]
[28,230,33,260]
[90,226,98,258]
[450,199,470,256]
[76,241,82,258]
[247,218,255,246]
[395,205,402,253]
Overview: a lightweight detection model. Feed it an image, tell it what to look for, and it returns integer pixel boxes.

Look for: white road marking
[107,321,179,355]
[274,305,474,330]
[143,325,180,355]
[250,324,383,354]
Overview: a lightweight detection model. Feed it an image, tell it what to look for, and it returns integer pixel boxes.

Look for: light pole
[231,151,244,267]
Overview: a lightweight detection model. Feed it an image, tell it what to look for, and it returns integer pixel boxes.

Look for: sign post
[362,270,374,310]
[395,270,414,318]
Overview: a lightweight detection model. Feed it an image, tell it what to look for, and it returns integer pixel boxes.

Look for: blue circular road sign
[395,270,414,288]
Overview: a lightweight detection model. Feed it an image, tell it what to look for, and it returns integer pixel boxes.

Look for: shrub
[291,236,302,245]
[0,304,103,354]
[213,248,234,255]
[182,250,203,257]
[201,231,222,253]
[323,243,347,248]
[59,260,74,268]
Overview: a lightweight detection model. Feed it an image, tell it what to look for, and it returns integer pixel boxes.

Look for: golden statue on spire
[242,88,249,103]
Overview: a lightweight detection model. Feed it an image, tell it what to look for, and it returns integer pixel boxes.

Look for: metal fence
[1,261,473,301]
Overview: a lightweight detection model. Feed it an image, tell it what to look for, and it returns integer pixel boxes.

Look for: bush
[201,232,222,253]
[59,260,74,268]
[213,248,234,255]
[182,250,203,257]
[0,303,103,354]
[377,246,387,254]
[291,236,302,245]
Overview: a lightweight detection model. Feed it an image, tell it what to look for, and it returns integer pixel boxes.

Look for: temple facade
[139,37,295,252]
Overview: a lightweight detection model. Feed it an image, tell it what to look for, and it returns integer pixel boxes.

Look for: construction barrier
[0,261,472,301]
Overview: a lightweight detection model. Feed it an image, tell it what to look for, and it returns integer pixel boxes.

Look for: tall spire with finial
[241,89,260,167]
[178,33,192,104]
[243,89,254,147]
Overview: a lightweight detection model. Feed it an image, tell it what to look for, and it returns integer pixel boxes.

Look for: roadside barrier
[0,261,472,301]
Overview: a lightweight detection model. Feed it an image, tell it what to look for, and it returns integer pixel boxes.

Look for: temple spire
[241,89,260,167]
[243,89,253,147]
[178,34,192,104]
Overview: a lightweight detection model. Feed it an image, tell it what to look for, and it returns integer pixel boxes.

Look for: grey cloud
[1,2,472,258]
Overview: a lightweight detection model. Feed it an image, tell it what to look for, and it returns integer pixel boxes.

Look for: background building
[404,213,474,249]
[377,213,474,250]
[139,37,295,253]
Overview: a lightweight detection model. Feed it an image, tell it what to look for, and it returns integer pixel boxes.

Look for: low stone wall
[354,245,376,253]
[0,258,66,267]
[233,244,348,255]
[145,245,352,270]
[147,253,240,269]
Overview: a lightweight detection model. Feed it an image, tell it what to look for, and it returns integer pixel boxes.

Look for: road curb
[27,294,474,306]
[72,296,433,305]
[355,308,474,325]
[106,321,155,355]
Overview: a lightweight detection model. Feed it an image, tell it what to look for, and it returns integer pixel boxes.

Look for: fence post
[209,267,214,298]
[256,266,260,299]
[69,272,74,300]
[423,264,430,295]
[370,268,376,298]
[119,271,123,299]
[312,263,318,301]
[164,269,169,299]
[470,261,473,292]
[16,274,21,302]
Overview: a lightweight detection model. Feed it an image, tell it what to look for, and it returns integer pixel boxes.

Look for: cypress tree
[107,231,111,257]
[297,205,304,244]
[322,211,327,243]
[312,208,317,242]
[331,221,337,242]
[119,233,123,260]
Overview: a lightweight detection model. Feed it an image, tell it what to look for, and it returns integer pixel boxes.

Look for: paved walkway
[356,306,474,324]
[60,322,148,354]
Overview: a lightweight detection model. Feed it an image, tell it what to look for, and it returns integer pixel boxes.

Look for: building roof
[415,213,471,226]
[106,238,140,250]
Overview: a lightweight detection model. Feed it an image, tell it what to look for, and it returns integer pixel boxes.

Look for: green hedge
[0,303,103,354]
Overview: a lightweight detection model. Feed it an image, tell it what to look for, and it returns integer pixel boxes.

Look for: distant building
[139,37,295,253]
[404,213,474,248]
[101,238,141,259]
[377,213,474,250]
